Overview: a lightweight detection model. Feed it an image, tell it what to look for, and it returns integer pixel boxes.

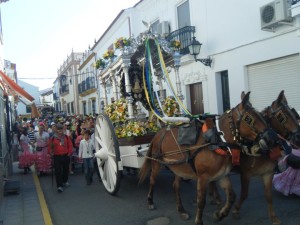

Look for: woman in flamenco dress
[19,128,35,174]
[34,122,52,175]
[273,132,300,196]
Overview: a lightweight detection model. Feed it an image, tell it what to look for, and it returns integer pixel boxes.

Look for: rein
[145,142,212,166]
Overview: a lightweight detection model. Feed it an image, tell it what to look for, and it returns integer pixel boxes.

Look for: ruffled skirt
[273,167,300,196]
[34,147,52,173]
[19,147,35,169]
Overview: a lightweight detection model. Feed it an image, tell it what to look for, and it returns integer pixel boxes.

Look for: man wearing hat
[48,123,73,193]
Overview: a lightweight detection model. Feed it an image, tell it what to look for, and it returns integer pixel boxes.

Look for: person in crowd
[75,128,85,154]
[19,128,34,174]
[75,118,82,137]
[48,123,73,193]
[12,121,22,143]
[48,122,56,137]
[64,121,75,175]
[273,132,300,196]
[91,131,101,182]
[78,129,95,185]
[34,122,51,176]
[27,124,36,152]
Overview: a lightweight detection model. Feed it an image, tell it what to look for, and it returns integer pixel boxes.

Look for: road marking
[33,171,54,225]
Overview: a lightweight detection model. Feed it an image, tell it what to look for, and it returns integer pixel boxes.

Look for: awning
[0,71,35,104]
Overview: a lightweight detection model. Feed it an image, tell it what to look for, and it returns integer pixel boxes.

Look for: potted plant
[169,40,181,51]
[103,49,115,60]
[114,37,131,49]
[95,58,105,69]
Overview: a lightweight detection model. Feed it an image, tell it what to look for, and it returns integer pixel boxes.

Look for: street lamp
[188,36,212,67]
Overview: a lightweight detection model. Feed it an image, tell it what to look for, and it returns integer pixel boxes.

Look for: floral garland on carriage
[104,98,160,138]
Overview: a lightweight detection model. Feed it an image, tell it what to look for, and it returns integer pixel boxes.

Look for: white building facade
[66,0,300,116]
[56,51,83,115]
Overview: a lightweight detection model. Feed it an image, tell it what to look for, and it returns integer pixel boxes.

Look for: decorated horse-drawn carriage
[93,31,300,225]
[94,32,190,194]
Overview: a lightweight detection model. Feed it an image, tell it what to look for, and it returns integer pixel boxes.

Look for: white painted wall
[86,0,300,115]
[16,79,40,115]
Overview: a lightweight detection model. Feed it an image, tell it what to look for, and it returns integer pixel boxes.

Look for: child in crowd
[27,124,36,152]
[78,129,94,185]
[273,132,300,196]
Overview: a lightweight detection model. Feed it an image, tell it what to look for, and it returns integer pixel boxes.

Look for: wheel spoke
[95,114,120,194]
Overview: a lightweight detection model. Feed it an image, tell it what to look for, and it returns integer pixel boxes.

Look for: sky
[1,0,141,90]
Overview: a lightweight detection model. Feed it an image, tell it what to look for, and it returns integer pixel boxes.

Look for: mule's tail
[139,142,153,184]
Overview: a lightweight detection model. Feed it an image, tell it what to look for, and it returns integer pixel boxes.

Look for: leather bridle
[264,103,299,140]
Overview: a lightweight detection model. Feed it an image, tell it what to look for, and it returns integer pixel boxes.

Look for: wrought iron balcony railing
[166,26,195,55]
[53,93,58,100]
[59,84,69,95]
[78,77,96,94]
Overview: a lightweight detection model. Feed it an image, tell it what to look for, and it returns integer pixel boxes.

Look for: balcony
[59,84,69,95]
[53,93,58,100]
[166,26,195,55]
[78,77,96,95]
[292,0,300,5]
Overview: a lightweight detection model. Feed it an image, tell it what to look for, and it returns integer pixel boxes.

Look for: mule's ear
[241,91,246,100]
[276,90,287,105]
[241,91,251,106]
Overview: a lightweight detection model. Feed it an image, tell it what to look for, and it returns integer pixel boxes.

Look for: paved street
[37,166,300,225]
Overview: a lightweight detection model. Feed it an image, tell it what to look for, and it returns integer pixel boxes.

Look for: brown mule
[139,92,276,225]
[231,90,300,225]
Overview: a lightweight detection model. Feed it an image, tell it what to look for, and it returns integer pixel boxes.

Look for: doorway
[190,82,204,114]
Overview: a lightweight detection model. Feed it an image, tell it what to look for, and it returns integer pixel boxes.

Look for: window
[151,20,160,34]
[100,101,105,111]
[83,102,87,115]
[71,102,74,114]
[177,0,191,28]
[89,76,95,89]
[177,1,192,53]
[92,99,96,115]
[221,71,230,112]
[67,103,70,114]
[26,105,32,113]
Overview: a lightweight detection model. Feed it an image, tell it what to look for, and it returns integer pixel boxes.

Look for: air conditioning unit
[158,21,170,37]
[260,0,292,30]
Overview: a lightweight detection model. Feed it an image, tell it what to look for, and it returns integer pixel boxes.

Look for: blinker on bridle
[230,105,265,145]
[275,110,286,125]
[268,104,299,138]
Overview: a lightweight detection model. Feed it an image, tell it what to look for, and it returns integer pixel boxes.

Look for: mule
[139,92,277,225]
[230,90,300,225]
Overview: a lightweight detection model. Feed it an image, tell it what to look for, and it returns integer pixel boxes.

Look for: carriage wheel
[94,113,121,195]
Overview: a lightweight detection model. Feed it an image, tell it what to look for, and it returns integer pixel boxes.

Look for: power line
[18,78,56,79]
[18,71,96,80]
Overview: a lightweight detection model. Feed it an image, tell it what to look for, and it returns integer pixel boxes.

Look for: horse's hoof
[272,217,281,225]
[179,212,190,220]
[148,204,155,210]
[232,209,240,220]
[213,211,226,222]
